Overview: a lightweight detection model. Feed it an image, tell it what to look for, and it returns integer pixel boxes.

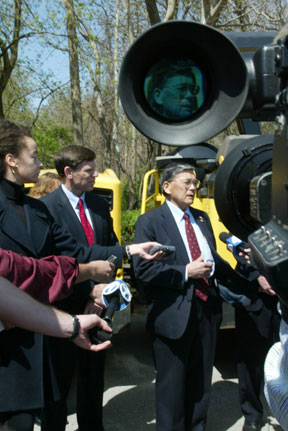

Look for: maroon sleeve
[0,249,79,304]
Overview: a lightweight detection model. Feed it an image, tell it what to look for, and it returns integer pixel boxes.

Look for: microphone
[219,232,249,256]
[89,280,131,344]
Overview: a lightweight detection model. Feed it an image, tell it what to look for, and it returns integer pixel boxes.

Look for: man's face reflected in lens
[153,74,199,120]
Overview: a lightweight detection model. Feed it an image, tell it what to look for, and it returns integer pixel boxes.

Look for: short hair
[0,120,32,182]
[54,145,96,177]
[28,172,61,198]
[145,59,199,114]
[160,162,196,195]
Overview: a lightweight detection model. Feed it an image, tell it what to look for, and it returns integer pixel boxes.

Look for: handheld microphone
[89,280,131,344]
[219,232,249,256]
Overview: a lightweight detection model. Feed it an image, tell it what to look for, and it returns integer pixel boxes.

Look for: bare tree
[111,0,121,176]
[63,0,84,145]
[0,0,34,119]
[144,0,161,25]
[75,12,112,165]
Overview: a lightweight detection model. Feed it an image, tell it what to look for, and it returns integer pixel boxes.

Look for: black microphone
[219,232,249,256]
[89,279,131,344]
[89,293,120,344]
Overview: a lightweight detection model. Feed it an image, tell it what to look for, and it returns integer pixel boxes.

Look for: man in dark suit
[133,162,250,431]
[41,145,118,431]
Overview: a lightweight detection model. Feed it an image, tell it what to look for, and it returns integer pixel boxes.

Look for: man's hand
[238,248,252,264]
[77,260,114,283]
[84,298,103,316]
[90,283,107,308]
[257,275,276,296]
[186,255,213,279]
[73,314,112,352]
[129,242,164,260]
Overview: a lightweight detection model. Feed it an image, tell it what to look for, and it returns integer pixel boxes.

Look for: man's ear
[162,181,171,196]
[153,88,163,105]
[5,153,18,168]
[63,166,73,179]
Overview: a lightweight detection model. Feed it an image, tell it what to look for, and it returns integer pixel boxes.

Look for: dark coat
[0,184,122,412]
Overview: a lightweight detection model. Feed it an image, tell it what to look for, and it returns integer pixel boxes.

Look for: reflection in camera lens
[144,58,205,122]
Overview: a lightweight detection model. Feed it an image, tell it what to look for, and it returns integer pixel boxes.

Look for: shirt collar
[166,200,196,224]
[1,178,25,204]
[61,183,85,209]
[166,199,187,224]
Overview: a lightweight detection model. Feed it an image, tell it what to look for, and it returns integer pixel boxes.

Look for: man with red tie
[133,162,250,431]
[41,146,118,431]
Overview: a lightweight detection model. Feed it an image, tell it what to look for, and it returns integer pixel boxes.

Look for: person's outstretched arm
[0,277,112,352]
[0,248,114,303]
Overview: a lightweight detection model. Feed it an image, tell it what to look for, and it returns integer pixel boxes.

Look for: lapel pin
[198,216,204,222]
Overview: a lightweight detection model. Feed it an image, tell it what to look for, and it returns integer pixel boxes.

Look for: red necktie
[78,198,94,246]
[184,212,210,302]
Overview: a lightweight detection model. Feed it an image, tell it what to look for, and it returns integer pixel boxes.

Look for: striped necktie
[184,212,210,302]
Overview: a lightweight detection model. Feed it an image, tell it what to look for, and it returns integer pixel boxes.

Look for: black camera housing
[119,20,288,306]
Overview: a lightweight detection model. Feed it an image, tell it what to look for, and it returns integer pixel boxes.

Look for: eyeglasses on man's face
[162,83,200,98]
[172,178,200,189]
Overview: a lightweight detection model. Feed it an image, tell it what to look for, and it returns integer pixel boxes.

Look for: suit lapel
[192,209,209,237]
[190,207,216,253]
[55,188,89,243]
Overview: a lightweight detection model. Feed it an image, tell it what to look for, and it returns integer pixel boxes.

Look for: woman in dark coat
[0,121,102,431]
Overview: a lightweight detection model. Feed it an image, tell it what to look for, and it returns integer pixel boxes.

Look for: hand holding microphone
[219,232,251,264]
[89,280,131,344]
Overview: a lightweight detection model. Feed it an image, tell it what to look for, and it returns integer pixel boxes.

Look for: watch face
[144,58,206,122]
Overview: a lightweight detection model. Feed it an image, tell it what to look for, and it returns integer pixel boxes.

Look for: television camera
[119,20,288,306]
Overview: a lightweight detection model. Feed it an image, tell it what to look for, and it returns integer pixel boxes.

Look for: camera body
[119,20,288,305]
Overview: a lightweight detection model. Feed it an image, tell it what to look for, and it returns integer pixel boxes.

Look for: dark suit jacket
[41,186,119,313]
[133,202,249,339]
[0,184,122,412]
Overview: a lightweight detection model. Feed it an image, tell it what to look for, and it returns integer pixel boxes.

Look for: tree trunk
[0,0,22,119]
[75,14,112,163]
[164,0,178,21]
[63,0,84,146]
[144,0,161,25]
[112,0,120,177]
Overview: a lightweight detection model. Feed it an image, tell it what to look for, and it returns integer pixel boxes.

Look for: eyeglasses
[163,83,200,98]
[172,178,200,189]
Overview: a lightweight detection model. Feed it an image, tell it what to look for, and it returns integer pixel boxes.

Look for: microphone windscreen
[219,232,231,243]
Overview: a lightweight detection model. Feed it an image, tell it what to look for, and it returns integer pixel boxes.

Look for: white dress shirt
[61,184,94,229]
[166,200,215,279]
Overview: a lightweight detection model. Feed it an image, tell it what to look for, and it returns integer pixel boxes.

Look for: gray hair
[160,162,196,195]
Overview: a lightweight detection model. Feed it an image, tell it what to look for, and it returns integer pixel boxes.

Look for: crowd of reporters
[0,119,287,431]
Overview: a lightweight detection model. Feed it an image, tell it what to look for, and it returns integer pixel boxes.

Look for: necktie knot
[78,198,84,210]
